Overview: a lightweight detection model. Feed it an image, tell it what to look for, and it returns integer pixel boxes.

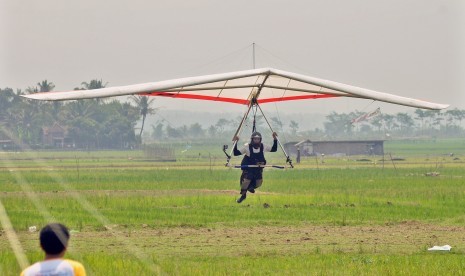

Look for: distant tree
[81,79,108,104]
[67,117,99,148]
[151,123,164,140]
[324,112,352,138]
[0,88,15,115]
[370,115,384,133]
[381,114,395,132]
[166,125,182,138]
[81,79,107,90]
[445,108,465,127]
[64,100,98,148]
[0,88,25,140]
[130,95,157,139]
[207,125,217,137]
[215,118,230,134]
[289,120,299,136]
[36,81,64,123]
[100,100,138,148]
[188,123,204,138]
[414,109,428,132]
[25,86,39,94]
[179,125,188,137]
[270,117,283,130]
[99,113,135,149]
[395,113,414,133]
[37,80,55,92]
[424,110,440,130]
[64,100,97,119]
[433,112,444,130]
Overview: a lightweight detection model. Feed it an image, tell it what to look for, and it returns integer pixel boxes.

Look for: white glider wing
[22,68,449,110]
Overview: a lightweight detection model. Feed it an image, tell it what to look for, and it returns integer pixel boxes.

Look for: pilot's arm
[233,136,242,156]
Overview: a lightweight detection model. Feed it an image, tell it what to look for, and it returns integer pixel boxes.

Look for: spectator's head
[40,223,70,255]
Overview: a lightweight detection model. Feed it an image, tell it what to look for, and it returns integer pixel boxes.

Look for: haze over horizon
[2,0,463,115]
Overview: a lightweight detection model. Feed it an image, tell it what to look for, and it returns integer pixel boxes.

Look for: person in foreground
[21,223,86,276]
[233,131,278,203]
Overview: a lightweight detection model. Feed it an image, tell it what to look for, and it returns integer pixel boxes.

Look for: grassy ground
[1,139,465,275]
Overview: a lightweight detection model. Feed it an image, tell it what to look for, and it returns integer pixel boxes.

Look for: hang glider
[22,68,449,110]
[23,67,449,168]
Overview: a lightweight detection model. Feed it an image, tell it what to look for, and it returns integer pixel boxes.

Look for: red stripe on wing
[140,92,249,105]
[140,92,338,105]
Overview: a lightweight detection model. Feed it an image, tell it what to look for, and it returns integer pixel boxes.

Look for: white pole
[252,42,256,69]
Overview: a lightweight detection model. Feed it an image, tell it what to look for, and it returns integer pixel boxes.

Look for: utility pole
[252,42,255,69]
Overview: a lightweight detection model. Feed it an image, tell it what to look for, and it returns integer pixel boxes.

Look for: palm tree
[81,79,108,104]
[289,120,299,136]
[37,80,55,92]
[81,79,108,90]
[63,100,99,148]
[130,95,157,139]
[25,86,39,94]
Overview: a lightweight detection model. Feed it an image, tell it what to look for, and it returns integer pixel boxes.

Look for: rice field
[1,139,465,275]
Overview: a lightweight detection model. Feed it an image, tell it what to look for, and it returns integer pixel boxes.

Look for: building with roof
[284,139,384,158]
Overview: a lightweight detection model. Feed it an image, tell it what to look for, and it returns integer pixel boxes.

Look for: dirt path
[5,222,463,257]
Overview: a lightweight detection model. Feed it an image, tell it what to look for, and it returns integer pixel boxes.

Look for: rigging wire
[272,102,288,144]
[176,44,253,76]
[255,104,294,168]
[254,43,309,73]
[359,100,377,114]
[271,79,293,144]
[350,100,378,126]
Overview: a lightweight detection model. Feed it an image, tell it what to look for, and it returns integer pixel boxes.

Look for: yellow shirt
[20,259,86,276]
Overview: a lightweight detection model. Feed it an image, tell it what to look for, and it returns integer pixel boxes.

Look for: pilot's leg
[254,178,263,189]
[254,170,263,189]
[237,175,251,203]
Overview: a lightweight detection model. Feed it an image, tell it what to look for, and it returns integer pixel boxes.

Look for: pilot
[233,131,278,203]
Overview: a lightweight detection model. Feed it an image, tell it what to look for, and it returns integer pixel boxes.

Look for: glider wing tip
[435,103,450,110]
[21,94,52,101]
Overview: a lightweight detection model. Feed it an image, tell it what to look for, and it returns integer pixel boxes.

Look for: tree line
[149,116,301,141]
[0,80,155,149]
[147,108,465,142]
[1,80,464,149]
[321,109,465,139]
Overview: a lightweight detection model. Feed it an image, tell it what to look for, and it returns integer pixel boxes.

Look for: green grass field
[1,139,465,275]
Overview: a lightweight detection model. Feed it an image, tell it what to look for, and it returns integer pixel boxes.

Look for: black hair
[40,223,70,255]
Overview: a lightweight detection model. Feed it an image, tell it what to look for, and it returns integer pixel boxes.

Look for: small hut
[284,140,313,157]
[284,139,384,158]
[42,123,71,148]
[0,139,13,150]
[311,140,384,156]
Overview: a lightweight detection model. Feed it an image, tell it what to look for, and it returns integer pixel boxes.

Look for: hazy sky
[1,0,463,115]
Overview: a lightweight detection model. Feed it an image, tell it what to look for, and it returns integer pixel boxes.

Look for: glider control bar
[230,165,286,169]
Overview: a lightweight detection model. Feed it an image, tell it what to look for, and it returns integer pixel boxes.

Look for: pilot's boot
[237,190,247,203]
[247,179,256,193]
